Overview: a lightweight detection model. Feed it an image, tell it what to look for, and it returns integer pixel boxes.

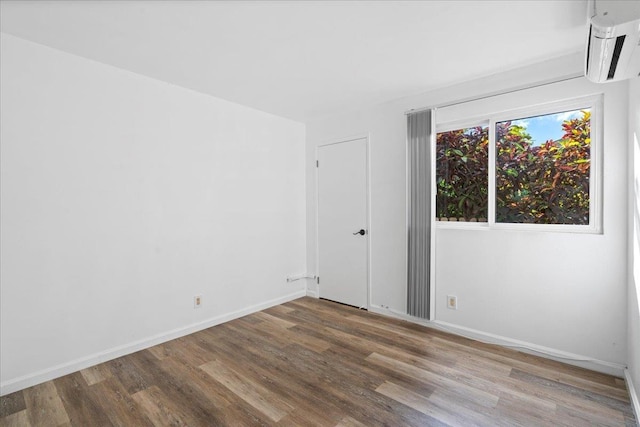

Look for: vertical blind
[407,109,431,319]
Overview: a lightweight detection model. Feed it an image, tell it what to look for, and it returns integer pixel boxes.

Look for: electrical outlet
[447,295,457,310]
[194,295,202,308]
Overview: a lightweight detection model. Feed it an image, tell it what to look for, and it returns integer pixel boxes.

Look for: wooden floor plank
[0,391,26,419]
[0,409,31,427]
[146,342,175,361]
[202,323,439,426]
[130,349,230,426]
[276,408,341,427]
[494,393,568,427]
[371,340,558,412]
[375,381,444,420]
[88,376,155,427]
[334,416,369,427]
[471,339,626,389]
[22,381,71,427]
[214,321,384,393]
[54,372,113,427]
[79,363,112,386]
[194,326,350,426]
[264,303,296,316]
[164,334,217,367]
[158,354,234,411]
[106,354,156,395]
[377,381,503,427]
[131,385,203,427]
[427,390,515,427]
[432,334,631,401]
[1,297,635,426]
[554,403,627,427]
[248,319,332,354]
[367,352,500,409]
[200,359,294,422]
[510,368,631,419]
[253,311,297,329]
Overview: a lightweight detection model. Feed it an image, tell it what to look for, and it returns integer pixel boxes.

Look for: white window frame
[435,94,603,234]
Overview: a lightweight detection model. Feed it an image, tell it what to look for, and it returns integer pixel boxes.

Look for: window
[435,96,601,232]
[496,109,591,225]
[436,125,488,222]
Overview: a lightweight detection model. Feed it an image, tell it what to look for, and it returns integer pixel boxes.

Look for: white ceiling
[0,1,588,122]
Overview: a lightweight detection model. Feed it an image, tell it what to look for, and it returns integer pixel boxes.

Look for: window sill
[434,220,602,235]
[435,221,489,231]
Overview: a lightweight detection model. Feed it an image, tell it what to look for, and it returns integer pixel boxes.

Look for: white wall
[0,33,306,394]
[628,76,640,417]
[306,53,629,374]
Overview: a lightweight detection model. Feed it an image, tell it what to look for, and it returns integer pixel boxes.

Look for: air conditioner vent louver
[607,35,626,79]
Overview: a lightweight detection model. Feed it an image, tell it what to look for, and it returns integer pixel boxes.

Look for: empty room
[1,0,639,425]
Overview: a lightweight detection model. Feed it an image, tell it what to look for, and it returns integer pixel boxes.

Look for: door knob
[353,229,366,236]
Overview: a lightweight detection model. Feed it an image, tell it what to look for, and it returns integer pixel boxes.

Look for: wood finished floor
[0,297,636,427]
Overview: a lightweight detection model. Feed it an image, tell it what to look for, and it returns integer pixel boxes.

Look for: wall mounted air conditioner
[585,9,640,83]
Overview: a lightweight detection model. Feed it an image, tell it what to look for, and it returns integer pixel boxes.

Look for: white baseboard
[369,304,626,377]
[0,290,306,396]
[306,289,318,298]
[625,369,640,426]
[369,304,427,322]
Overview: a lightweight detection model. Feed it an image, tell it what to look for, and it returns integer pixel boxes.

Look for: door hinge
[316,160,319,167]
[317,276,320,284]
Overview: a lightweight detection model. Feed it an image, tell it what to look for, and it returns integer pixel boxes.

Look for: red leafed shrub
[436,126,489,221]
[436,110,591,224]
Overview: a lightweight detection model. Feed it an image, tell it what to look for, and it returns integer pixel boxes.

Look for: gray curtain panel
[407,109,431,319]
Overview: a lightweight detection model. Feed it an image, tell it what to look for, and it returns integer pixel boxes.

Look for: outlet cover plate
[447,295,457,310]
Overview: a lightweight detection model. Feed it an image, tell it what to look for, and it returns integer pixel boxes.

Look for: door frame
[315,134,371,309]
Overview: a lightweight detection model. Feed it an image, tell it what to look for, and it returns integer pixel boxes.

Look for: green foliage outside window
[496,110,591,224]
[436,126,489,221]
[436,109,591,225]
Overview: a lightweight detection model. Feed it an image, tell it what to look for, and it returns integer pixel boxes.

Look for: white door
[317,138,368,308]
